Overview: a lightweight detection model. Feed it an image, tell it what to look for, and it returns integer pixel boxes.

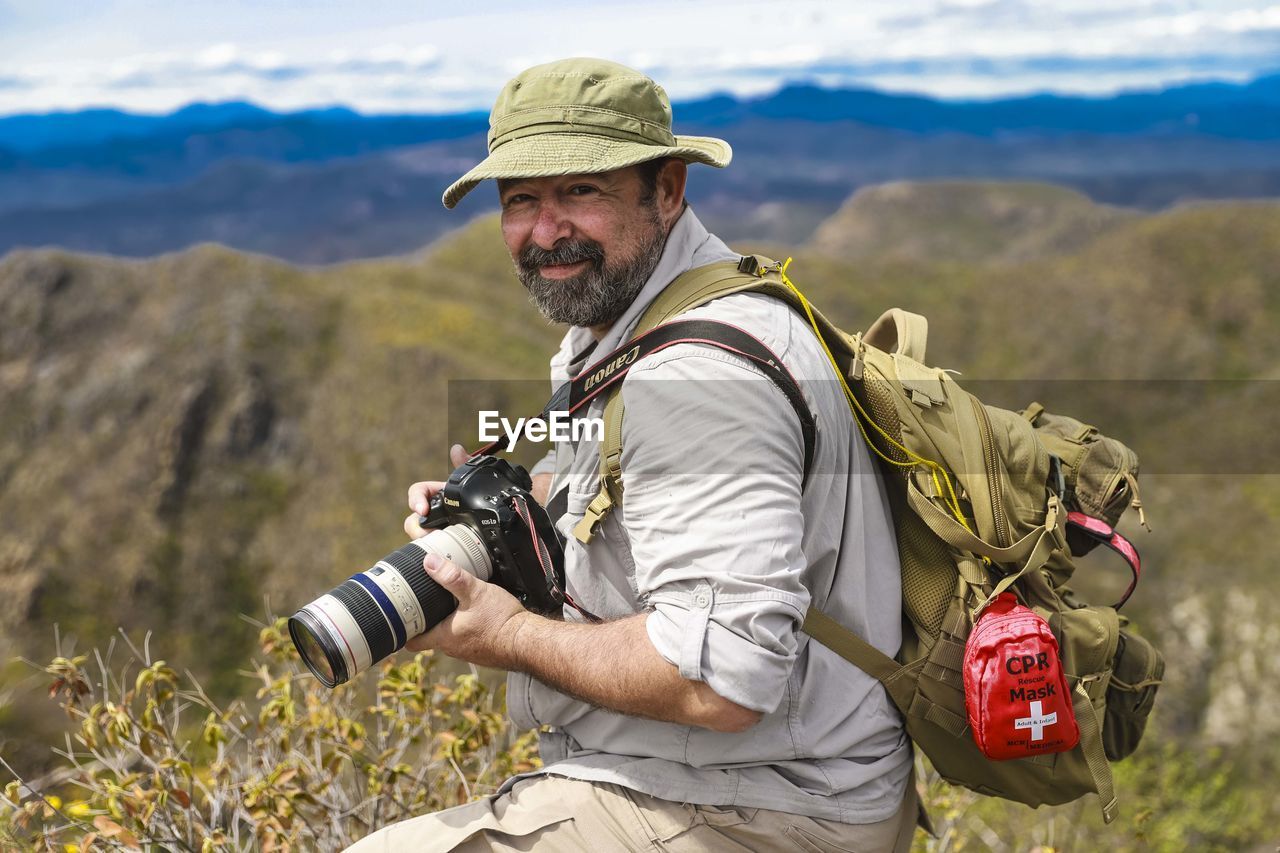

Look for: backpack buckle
[737,255,784,278]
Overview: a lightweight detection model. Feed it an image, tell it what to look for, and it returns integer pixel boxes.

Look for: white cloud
[198,43,241,69]
[0,0,1276,114]
[1221,4,1280,32]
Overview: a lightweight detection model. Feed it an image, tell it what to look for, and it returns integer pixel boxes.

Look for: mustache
[518,239,606,274]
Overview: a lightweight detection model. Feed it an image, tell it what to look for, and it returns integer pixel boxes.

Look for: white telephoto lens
[411,525,492,582]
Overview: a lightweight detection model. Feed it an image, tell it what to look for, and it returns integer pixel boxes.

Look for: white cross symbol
[1014,700,1058,741]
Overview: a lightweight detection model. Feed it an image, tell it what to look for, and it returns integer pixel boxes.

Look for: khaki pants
[346,774,919,853]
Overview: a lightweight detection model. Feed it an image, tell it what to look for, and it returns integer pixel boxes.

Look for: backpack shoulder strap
[801,607,914,711]
[574,256,815,544]
[629,257,792,338]
[639,256,862,354]
[571,313,817,543]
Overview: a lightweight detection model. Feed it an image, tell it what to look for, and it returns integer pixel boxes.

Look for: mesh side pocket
[861,377,911,466]
[900,514,954,638]
[857,376,953,639]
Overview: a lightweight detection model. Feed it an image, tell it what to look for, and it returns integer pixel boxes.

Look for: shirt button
[694,593,710,608]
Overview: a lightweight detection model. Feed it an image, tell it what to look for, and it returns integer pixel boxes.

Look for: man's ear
[656,158,688,230]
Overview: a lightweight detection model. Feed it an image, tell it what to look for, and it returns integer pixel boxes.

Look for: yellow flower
[45,795,62,809]
[66,800,93,818]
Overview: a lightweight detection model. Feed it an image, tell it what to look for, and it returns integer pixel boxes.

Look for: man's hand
[402,443,469,539]
[404,553,529,669]
[404,446,554,539]
[530,472,552,506]
[399,442,539,669]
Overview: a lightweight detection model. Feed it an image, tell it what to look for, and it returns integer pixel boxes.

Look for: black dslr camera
[289,456,565,687]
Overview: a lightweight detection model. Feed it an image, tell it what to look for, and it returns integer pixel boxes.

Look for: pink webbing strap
[1066,510,1142,609]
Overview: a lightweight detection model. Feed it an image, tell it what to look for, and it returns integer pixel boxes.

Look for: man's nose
[530,199,573,249]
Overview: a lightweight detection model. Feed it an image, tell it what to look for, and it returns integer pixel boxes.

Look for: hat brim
[441,132,731,209]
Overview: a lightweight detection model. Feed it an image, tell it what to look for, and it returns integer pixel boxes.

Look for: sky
[1,0,1278,116]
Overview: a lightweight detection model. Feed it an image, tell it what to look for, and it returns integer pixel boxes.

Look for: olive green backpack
[574,256,1163,823]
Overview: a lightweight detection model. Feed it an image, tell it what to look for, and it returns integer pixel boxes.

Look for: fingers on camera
[407,481,441,514]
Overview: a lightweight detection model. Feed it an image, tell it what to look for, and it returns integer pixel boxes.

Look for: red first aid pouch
[963,592,1079,760]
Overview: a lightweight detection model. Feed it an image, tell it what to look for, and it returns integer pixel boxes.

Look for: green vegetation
[914,734,1278,851]
[3,182,1279,848]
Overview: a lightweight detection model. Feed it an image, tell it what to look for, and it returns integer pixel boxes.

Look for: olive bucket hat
[441,57,732,208]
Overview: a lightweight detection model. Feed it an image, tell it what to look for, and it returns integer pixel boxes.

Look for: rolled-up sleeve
[620,346,810,715]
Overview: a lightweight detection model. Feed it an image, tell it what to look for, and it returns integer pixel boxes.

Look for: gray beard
[515,220,667,328]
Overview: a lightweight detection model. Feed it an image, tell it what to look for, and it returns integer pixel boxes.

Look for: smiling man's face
[498,161,684,333]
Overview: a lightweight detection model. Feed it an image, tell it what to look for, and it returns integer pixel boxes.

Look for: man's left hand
[404,554,529,669]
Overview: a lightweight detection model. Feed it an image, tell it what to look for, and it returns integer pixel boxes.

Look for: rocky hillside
[2,183,1279,841]
[807,181,1137,264]
[0,222,561,768]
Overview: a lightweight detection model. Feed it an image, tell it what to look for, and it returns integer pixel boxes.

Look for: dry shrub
[0,619,538,852]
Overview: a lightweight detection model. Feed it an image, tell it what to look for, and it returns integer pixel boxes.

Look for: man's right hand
[403,443,469,540]
[402,445,556,539]
[530,472,552,506]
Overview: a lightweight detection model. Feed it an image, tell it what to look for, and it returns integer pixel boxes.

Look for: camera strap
[472,318,817,481]
[509,491,601,623]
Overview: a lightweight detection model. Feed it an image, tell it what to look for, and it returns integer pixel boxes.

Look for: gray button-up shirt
[506,208,911,823]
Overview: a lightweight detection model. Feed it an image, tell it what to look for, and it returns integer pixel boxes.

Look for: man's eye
[503,194,532,207]
[568,185,598,196]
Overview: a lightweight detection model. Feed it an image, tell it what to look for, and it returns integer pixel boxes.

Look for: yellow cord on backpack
[772,257,977,538]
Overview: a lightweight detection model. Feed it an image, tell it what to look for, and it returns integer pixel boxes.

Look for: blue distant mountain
[732,74,1280,138]
[3,71,1279,156]
[1,72,1279,262]
[0,101,277,152]
[0,102,491,170]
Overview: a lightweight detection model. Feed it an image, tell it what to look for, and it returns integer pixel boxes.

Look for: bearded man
[348,57,917,852]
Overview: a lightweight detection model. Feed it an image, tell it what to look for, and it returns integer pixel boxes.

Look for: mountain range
[2,73,1279,262]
